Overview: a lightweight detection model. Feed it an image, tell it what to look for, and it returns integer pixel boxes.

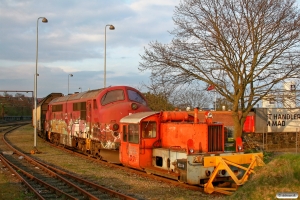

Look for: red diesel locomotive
[43,86,151,162]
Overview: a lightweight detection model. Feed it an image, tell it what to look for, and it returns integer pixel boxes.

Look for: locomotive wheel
[97,155,103,160]
[50,135,54,144]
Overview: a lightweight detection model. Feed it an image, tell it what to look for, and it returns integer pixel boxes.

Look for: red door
[139,121,158,168]
[120,121,158,169]
[86,100,92,135]
[120,124,140,169]
[120,124,129,165]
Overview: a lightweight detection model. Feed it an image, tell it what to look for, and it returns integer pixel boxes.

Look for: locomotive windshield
[128,124,139,144]
[101,90,125,105]
[141,121,157,138]
[127,90,146,105]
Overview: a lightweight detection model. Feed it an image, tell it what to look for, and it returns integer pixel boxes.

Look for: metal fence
[243,131,300,153]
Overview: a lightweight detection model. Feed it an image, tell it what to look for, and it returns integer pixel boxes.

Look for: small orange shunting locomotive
[119,108,264,195]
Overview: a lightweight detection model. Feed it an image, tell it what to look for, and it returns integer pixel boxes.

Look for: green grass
[224,153,300,200]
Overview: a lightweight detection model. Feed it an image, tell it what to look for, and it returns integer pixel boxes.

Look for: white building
[283,81,296,108]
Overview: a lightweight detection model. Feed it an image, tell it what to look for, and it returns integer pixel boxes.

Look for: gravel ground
[1,125,224,200]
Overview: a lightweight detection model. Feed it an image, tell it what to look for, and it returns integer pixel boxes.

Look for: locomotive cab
[119,111,160,169]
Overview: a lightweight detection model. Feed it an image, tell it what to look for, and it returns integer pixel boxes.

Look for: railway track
[49,142,205,192]
[1,124,137,200]
[42,131,214,193]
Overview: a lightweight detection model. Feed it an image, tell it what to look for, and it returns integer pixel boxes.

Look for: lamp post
[34,17,48,149]
[68,74,73,94]
[0,103,3,120]
[79,87,82,92]
[104,24,115,88]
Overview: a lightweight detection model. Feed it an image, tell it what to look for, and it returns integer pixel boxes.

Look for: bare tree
[139,0,300,138]
[141,75,177,111]
[143,92,175,111]
[15,93,25,97]
[216,97,233,111]
[169,84,212,110]
[142,75,212,111]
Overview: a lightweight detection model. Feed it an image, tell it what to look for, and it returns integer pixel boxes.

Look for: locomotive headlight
[131,103,138,110]
[189,149,194,153]
[112,123,119,131]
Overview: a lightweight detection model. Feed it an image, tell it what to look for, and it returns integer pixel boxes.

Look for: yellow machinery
[204,153,264,195]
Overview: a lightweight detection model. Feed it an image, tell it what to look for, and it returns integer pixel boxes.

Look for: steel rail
[0,154,76,200]
[2,125,137,200]
[0,153,45,200]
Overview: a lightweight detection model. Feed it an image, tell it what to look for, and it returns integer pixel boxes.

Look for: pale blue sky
[0,0,180,97]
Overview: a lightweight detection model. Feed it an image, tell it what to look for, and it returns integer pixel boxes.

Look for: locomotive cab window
[123,125,128,142]
[128,124,139,144]
[127,90,147,105]
[141,121,157,138]
[101,90,125,105]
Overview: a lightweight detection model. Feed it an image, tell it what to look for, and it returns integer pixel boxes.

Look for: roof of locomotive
[48,86,145,104]
[120,111,159,124]
[50,89,104,103]
[37,93,63,106]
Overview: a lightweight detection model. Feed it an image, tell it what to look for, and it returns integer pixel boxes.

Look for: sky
[0,0,180,97]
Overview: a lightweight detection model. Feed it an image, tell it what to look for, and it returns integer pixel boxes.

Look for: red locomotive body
[44,86,151,162]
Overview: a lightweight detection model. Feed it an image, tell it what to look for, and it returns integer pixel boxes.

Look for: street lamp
[0,103,4,120]
[104,24,115,88]
[79,87,82,92]
[68,74,73,94]
[34,17,48,149]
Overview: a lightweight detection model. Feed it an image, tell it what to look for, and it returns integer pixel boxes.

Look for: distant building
[262,94,276,108]
[283,81,296,108]
[262,81,296,108]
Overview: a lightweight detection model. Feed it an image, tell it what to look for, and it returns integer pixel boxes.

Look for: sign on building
[255,108,300,133]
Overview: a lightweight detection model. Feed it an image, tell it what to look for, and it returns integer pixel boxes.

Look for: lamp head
[109,25,115,30]
[42,18,48,23]
[70,74,73,77]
